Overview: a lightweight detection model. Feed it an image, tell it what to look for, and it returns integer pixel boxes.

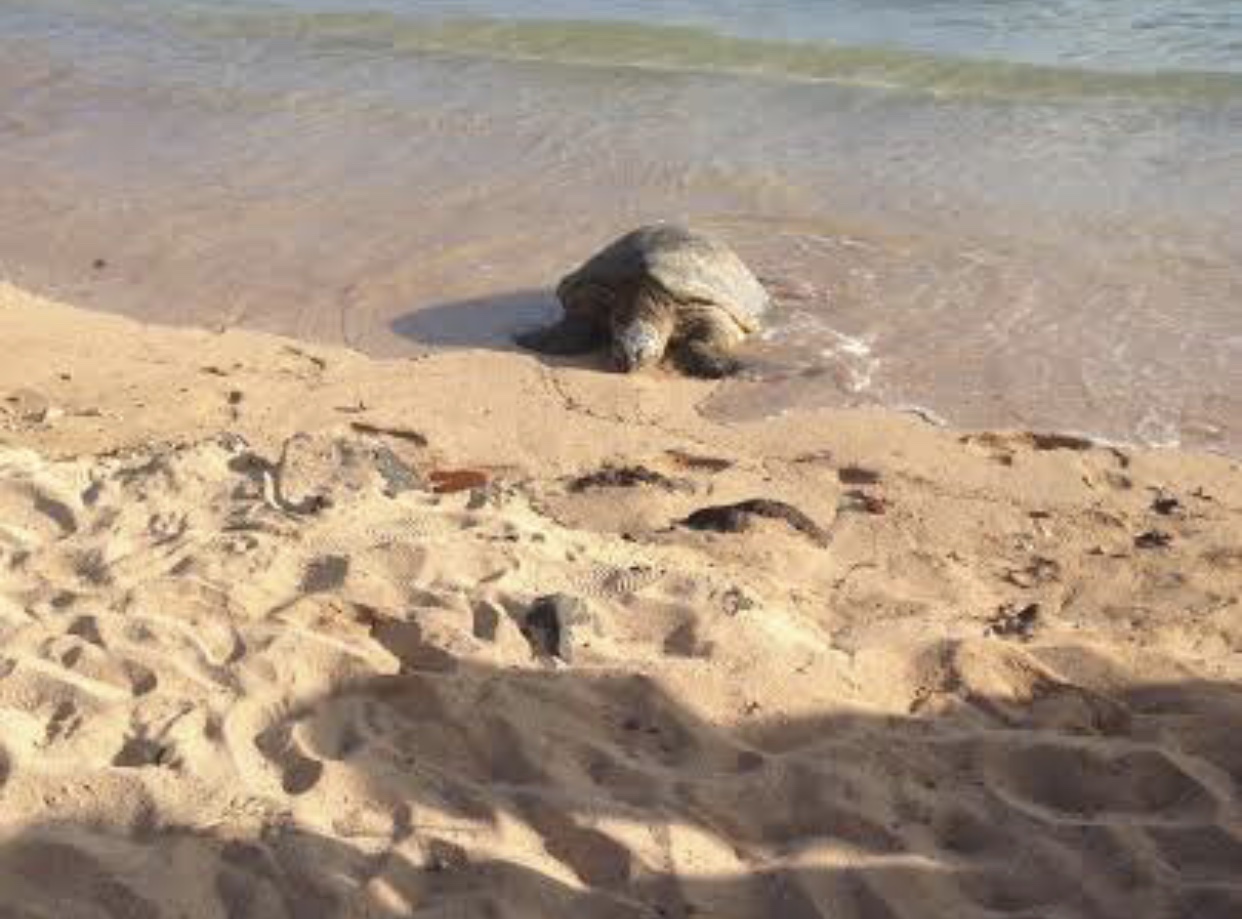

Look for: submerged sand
[0,281,1240,918]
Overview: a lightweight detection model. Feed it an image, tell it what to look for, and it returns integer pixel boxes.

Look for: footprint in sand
[0,837,159,919]
[0,479,80,545]
[253,720,324,796]
[368,617,459,674]
[662,618,715,659]
[112,732,176,769]
[123,578,246,669]
[985,741,1217,825]
[1170,887,1242,919]
[0,651,155,764]
[567,561,666,600]
[471,600,502,642]
[39,636,158,698]
[300,555,350,594]
[304,514,449,555]
[1146,824,1242,883]
[514,795,635,891]
[550,538,670,602]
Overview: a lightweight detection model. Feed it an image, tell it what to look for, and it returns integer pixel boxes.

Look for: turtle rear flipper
[514,313,604,355]
[670,333,742,379]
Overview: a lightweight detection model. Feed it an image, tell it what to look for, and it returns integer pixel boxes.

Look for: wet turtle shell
[557,224,770,333]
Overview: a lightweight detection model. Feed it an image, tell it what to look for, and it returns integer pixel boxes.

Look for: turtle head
[611,316,668,373]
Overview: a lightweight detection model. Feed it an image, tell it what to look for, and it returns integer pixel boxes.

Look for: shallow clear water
[2,0,1240,451]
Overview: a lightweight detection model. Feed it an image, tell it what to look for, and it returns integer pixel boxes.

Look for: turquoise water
[283,0,1242,70]
[1,0,1240,450]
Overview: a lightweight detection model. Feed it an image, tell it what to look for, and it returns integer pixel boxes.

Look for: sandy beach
[1,279,1240,917]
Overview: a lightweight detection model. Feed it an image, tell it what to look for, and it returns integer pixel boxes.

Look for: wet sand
[3,2,1240,454]
[1,281,1240,917]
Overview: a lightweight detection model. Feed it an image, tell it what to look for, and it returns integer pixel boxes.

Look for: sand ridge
[1,283,1241,917]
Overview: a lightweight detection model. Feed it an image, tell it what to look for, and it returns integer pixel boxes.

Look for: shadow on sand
[389,288,617,374]
[390,289,558,352]
[1,650,1239,919]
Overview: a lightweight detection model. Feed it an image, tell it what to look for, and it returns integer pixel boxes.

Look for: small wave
[818,329,878,394]
[173,11,1242,104]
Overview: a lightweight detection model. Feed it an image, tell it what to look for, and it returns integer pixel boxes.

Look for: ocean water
[2,1,1240,451]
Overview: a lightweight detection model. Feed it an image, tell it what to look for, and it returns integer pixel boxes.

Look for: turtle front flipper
[670,325,743,379]
[514,313,605,355]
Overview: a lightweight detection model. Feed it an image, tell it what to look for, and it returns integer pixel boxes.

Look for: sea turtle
[515,224,770,378]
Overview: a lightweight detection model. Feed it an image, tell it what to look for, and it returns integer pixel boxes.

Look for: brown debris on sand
[1151,494,1183,516]
[349,421,429,446]
[837,465,882,485]
[430,469,489,494]
[986,603,1041,641]
[665,449,733,473]
[1135,529,1174,550]
[569,464,687,493]
[838,489,887,515]
[680,498,829,546]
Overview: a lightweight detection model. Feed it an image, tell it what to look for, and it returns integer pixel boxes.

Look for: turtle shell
[558,224,770,333]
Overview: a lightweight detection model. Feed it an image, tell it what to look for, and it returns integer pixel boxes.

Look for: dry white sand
[1,282,1240,918]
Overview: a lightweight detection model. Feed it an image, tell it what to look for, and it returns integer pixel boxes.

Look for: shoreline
[2,280,1241,916]
[3,280,1237,466]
